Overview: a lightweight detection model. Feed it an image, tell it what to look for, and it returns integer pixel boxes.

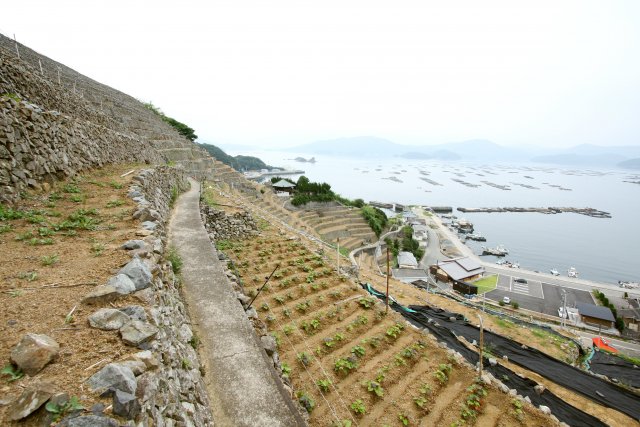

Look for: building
[412,224,429,248]
[271,179,296,195]
[576,303,615,329]
[402,211,418,224]
[430,257,484,283]
[397,251,418,269]
[391,268,429,284]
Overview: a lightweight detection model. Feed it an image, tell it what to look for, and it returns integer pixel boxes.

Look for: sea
[229,150,640,285]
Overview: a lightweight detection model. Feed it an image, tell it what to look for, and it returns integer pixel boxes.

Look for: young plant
[365,380,384,397]
[350,399,366,415]
[296,390,315,413]
[414,396,427,409]
[45,396,83,422]
[41,254,59,266]
[334,357,358,375]
[358,296,376,309]
[386,323,404,339]
[398,413,410,426]
[281,362,291,379]
[316,378,333,393]
[297,352,313,367]
[351,345,366,358]
[1,364,24,382]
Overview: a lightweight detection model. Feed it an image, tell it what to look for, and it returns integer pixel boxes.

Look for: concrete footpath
[168,179,304,426]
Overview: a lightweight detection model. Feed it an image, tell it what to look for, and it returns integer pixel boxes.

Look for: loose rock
[10,333,59,376]
[118,257,152,290]
[82,285,120,305]
[121,240,146,250]
[112,390,141,419]
[87,363,137,395]
[88,308,131,330]
[107,274,136,295]
[119,305,147,322]
[120,320,159,347]
[7,382,56,420]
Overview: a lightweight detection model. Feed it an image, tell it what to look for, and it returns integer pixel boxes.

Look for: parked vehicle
[503,296,511,304]
[514,278,527,284]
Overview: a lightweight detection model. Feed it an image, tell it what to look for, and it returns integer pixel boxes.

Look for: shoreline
[412,207,640,299]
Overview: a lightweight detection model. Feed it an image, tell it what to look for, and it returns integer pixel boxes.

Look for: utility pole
[477,314,484,381]
[386,247,390,313]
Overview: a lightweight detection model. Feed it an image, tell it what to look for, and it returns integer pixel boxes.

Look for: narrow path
[168,178,304,426]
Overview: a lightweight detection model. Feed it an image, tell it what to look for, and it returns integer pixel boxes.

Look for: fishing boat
[465,233,486,242]
[482,244,509,257]
[550,268,560,276]
[568,267,579,278]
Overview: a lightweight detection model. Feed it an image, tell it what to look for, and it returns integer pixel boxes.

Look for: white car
[503,296,511,304]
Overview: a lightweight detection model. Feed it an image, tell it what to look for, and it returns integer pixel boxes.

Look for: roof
[392,268,429,279]
[413,224,429,233]
[576,303,615,322]
[402,211,418,218]
[436,257,484,281]
[272,179,296,188]
[397,251,418,268]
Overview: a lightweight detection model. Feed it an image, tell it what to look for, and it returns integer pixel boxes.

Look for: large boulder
[10,333,59,376]
[118,258,152,290]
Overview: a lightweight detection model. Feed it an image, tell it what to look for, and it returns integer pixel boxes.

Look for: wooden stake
[386,247,390,313]
[13,34,20,59]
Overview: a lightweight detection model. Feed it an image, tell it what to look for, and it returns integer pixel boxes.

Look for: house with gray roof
[576,302,615,329]
[397,251,418,269]
[431,257,484,282]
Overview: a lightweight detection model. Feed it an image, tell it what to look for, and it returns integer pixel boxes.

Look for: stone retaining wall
[124,168,213,426]
[200,205,259,241]
[76,167,213,426]
[0,96,162,203]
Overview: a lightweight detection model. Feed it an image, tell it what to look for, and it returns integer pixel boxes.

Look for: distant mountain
[530,144,640,167]
[618,158,640,170]
[199,143,272,171]
[285,137,525,161]
[398,150,461,161]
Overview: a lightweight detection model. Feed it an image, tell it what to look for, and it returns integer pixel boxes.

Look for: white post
[38,59,44,75]
[57,67,61,84]
[13,34,20,59]
[336,238,340,273]
[561,290,567,329]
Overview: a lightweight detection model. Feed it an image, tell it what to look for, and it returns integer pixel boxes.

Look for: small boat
[465,233,487,242]
[550,268,560,276]
[568,267,578,278]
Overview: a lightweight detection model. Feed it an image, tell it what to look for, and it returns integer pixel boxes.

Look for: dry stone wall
[78,167,212,426]
[0,96,162,203]
[0,35,215,202]
[200,205,259,241]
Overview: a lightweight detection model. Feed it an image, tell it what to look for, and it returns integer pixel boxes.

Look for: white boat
[550,268,560,276]
[568,267,578,278]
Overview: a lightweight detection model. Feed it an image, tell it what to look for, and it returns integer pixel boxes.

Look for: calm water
[232,150,640,284]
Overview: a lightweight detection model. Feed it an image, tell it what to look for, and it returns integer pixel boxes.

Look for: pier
[457,206,612,218]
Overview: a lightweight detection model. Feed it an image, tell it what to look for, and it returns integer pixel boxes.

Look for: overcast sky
[2,1,640,148]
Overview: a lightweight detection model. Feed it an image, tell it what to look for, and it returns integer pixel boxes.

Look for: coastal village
[1,32,639,427]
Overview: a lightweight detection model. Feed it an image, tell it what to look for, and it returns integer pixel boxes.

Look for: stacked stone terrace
[0,33,214,190]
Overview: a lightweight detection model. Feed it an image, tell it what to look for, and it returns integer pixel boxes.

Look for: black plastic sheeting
[362,284,639,425]
[590,350,640,388]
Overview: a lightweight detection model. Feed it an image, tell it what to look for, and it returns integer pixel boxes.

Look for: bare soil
[0,164,146,425]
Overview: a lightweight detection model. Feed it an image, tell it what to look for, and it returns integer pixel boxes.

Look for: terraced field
[220,229,556,426]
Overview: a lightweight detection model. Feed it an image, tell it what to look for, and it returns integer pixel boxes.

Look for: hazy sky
[2,1,639,148]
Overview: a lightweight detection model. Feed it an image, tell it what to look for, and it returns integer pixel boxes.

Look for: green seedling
[1,364,24,382]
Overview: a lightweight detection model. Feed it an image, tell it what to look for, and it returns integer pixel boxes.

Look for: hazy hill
[286,136,526,161]
[199,143,272,171]
[618,158,640,170]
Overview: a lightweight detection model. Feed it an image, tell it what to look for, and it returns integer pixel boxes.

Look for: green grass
[473,275,498,294]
